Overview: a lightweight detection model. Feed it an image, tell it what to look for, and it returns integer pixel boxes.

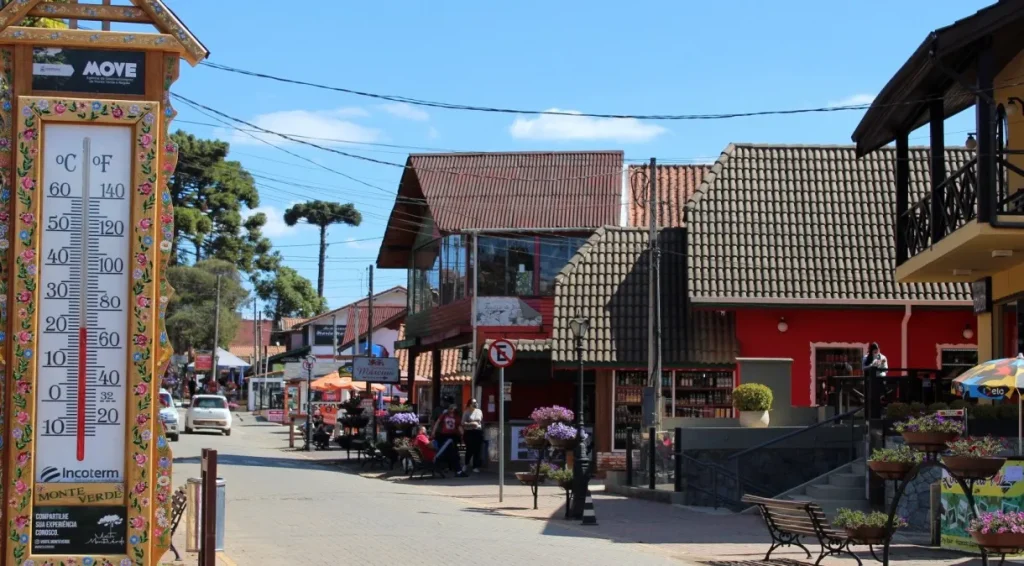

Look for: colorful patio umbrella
[310,374,346,392]
[952,355,1024,452]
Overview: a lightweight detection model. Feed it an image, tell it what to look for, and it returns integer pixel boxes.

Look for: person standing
[863,342,889,377]
[432,403,462,472]
[462,399,484,473]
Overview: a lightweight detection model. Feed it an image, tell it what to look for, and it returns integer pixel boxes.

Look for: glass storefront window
[478,236,536,296]
[539,237,587,295]
[409,235,468,313]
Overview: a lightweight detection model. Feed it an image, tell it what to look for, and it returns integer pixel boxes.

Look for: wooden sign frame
[0,2,207,565]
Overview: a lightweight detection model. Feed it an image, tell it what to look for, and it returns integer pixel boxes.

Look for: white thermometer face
[35,123,132,484]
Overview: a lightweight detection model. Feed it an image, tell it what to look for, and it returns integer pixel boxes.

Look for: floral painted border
[150,54,179,558]
[8,97,159,566]
[0,45,11,565]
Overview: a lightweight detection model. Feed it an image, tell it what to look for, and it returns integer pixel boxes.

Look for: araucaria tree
[168,131,276,275]
[283,201,362,297]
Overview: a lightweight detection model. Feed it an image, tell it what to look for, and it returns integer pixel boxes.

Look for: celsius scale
[35,124,132,485]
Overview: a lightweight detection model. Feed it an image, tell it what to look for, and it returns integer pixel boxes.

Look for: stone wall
[884,435,938,532]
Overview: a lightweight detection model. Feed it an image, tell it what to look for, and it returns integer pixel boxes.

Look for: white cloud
[828,93,875,108]
[509,108,666,143]
[380,102,430,121]
[224,107,381,146]
[244,205,309,238]
[427,126,440,140]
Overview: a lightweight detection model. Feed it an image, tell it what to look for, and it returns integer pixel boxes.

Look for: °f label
[35,123,131,484]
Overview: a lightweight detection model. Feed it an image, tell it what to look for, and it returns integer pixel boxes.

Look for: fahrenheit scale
[36,124,132,484]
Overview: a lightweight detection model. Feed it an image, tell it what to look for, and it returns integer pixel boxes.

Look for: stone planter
[900,431,958,452]
[941,456,1006,481]
[738,410,770,428]
[845,526,891,545]
[868,460,914,481]
[971,531,1024,553]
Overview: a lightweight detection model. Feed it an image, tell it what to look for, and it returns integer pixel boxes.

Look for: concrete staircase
[780,459,870,518]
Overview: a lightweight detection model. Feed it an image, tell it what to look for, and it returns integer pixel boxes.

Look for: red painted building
[635,144,978,409]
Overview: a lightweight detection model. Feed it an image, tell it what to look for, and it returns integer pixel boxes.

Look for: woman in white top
[462,399,484,473]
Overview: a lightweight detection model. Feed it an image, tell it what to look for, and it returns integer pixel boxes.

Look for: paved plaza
[163,413,991,566]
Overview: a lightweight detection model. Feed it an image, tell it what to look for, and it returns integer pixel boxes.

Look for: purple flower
[389,412,419,426]
[546,422,588,441]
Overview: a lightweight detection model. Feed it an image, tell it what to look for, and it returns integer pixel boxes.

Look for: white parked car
[185,395,232,436]
[159,388,179,441]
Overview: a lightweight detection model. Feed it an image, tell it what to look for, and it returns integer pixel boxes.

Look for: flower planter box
[557,479,573,490]
[942,456,1006,481]
[971,531,1024,553]
[868,461,914,481]
[549,437,576,450]
[845,526,891,545]
[515,472,545,486]
[901,431,958,452]
[524,437,547,449]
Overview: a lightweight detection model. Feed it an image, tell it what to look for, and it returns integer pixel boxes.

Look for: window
[539,237,587,295]
[194,397,227,409]
[812,344,866,406]
[940,348,978,378]
[409,235,468,313]
[996,299,1023,358]
[478,236,536,296]
[160,392,173,408]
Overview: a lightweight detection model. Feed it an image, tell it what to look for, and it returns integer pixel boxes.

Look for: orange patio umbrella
[309,374,346,392]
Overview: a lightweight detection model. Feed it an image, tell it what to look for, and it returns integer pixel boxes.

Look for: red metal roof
[627,164,709,228]
[378,151,624,268]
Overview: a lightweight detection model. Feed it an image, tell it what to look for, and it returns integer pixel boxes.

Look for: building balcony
[896,152,1024,283]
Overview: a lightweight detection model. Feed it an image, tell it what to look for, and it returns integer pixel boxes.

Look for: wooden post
[895,132,910,264]
[200,449,218,566]
[929,98,946,244]
[432,348,442,411]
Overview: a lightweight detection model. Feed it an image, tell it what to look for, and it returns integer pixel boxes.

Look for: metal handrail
[727,407,863,462]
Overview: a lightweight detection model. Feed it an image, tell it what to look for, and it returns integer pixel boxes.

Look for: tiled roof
[295,287,407,328]
[395,325,472,383]
[227,345,287,359]
[378,151,624,268]
[278,317,306,331]
[627,164,710,228]
[551,226,738,366]
[686,144,973,303]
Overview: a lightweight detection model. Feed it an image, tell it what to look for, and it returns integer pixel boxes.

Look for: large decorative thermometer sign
[10,98,160,565]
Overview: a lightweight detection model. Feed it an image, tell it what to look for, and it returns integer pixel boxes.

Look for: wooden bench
[168,485,188,561]
[742,495,862,566]
[407,446,446,479]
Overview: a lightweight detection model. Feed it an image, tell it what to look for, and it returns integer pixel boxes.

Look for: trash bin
[185,477,226,552]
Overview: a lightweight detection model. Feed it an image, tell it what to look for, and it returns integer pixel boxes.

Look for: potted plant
[894,414,962,452]
[733,383,772,428]
[868,445,922,481]
[548,467,574,490]
[388,403,412,414]
[519,424,547,448]
[832,508,908,544]
[342,395,364,415]
[545,422,587,449]
[969,511,1024,552]
[942,436,1007,480]
[388,412,419,431]
[515,462,554,485]
[530,406,574,428]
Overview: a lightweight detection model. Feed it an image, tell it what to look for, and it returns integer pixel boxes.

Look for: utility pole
[647,158,663,429]
[367,265,376,441]
[332,314,339,363]
[212,274,222,392]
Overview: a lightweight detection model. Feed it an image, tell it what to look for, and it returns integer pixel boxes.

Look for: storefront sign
[972,277,992,315]
[195,352,213,371]
[313,324,346,346]
[353,356,401,384]
[267,409,285,423]
[941,459,1024,554]
[33,48,146,95]
[32,505,127,555]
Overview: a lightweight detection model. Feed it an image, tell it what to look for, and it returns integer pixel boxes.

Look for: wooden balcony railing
[898,153,1024,260]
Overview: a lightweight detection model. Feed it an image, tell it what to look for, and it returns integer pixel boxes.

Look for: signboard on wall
[195,352,213,371]
[972,277,992,315]
[31,505,128,555]
[313,324,346,346]
[32,48,146,95]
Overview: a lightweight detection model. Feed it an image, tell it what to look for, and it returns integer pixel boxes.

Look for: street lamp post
[569,313,591,520]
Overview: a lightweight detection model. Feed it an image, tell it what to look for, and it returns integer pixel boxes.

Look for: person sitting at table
[311,411,330,450]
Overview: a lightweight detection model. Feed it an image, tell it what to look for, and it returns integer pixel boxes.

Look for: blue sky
[163,0,990,310]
